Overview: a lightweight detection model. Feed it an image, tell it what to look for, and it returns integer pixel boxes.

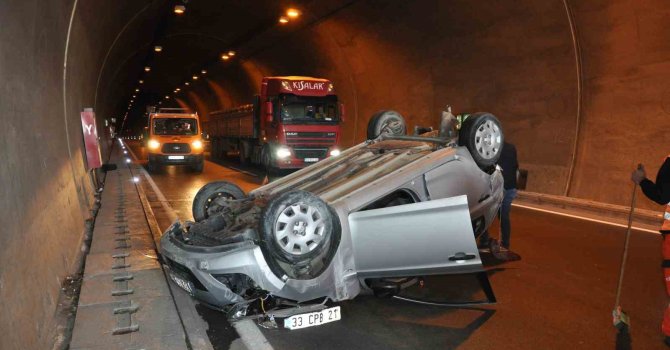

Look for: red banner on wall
[80,109,102,169]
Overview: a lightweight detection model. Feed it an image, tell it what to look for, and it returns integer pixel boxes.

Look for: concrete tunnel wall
[173,0,670,212]
[2,0,670,348]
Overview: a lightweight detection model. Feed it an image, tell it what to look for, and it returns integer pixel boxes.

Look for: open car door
[348,195,495,304]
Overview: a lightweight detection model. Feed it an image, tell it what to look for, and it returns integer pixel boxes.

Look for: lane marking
[125,142,274,350]
[512,203,660,234]
[125,145,178,223]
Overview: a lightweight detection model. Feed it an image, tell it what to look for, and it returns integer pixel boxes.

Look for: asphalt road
[127,141,666,350]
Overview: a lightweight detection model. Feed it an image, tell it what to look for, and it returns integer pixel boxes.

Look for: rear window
[152,118,198,135]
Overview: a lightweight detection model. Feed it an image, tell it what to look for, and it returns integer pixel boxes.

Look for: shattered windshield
[278,94,338,124]
[153,118,198,135]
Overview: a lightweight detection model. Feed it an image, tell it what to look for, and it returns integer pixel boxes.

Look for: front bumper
[149,154,203,165]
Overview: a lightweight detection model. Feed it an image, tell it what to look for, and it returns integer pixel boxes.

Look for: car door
[348,195,483,279]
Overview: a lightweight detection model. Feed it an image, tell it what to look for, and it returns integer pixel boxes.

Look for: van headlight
[276,147,291,159]
[330,149,341,157]
[191,140,203,150]
[148,139,160,150]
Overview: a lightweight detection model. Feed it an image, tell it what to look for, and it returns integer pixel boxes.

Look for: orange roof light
[286,8,300,18]
[279,16,289,24]
[174,5,185,15]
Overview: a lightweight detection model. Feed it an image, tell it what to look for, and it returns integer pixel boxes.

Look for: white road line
[512,203,660,234]
[125,143,178,223]
[124,141,274,350]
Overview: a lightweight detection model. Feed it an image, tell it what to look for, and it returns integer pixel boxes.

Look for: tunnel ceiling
[117,0,352,125]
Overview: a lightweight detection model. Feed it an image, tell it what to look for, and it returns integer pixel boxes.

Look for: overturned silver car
[160,108,504,319]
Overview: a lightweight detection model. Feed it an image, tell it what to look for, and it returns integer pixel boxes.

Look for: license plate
[304,158,319,163]
[284,306,341,330]
[169,272,193,294]
[168,155,185,160]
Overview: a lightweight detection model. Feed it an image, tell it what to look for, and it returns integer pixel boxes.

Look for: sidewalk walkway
[69,147,188,349]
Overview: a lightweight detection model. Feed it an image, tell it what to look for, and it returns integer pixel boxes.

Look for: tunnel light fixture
[175,88,181,92]
[165,95,170,99]
[228,51,236,57]
[135,88,140,92]
[192,75,199,80]
[133,176,140,183]
[174,89,178,93]
[174,5,185,15]
[154,45,163,52]
[139,80,144,84]
[158,101,162,105]
[144,66,151,72]
[132,94,136,98]
[126,158,131,163]
[221,54,230,61]
[279,16,289,24]
[286,8,300,18]
[184,82,190,86]
[201,69,207,75]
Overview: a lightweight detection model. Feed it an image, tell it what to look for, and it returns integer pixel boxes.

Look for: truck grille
[285,131,336,146]
[162,143,191,154]
[294,148,328,159]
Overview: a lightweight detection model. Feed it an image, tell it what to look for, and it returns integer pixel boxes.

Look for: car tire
[260,190,341,279]
[458,112,504,169]
[366,110,407,140]
[192,160,204,173]
[192,181,246,222]
[147,159,158,173]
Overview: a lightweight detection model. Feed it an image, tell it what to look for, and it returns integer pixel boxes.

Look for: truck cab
[146,108,205,173]
[260,76,343,172]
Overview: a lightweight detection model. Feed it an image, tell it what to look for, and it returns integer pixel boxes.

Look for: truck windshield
[152,118,198,135]
[278,95,338,124]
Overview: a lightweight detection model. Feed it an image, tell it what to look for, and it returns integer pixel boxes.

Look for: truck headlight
[276,147,291,159]
[330,149,341,157]
[148,139,160,150]
[192,140,203,150]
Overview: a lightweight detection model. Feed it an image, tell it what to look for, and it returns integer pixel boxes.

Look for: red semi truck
[205,76,343,173]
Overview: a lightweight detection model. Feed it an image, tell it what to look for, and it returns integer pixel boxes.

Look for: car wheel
[458,112,504,169]
[147,159,158,173]
[191,160,204,173]
[260,190,341,279]
[192,181,246,222]
[367,110,407,140]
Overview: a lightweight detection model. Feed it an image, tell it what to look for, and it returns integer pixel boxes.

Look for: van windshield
[152,118,198,135]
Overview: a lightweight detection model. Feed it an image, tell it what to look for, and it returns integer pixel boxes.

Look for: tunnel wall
[0,1,162,349]
[181,0,669,211]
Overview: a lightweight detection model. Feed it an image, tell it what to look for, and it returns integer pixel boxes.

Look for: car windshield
[279,94,338,124]
[153,118,198,135]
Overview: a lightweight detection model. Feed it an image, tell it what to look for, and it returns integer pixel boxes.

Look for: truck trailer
[205,76,343,173]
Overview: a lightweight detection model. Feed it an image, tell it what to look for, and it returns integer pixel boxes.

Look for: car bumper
[149,154,203,165]
[159,221,285,307]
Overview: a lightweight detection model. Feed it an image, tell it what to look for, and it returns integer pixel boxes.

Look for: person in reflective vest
[631,155,670,345]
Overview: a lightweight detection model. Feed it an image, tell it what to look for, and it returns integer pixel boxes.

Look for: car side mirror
[265,101,274,123]
[339,103,345,123]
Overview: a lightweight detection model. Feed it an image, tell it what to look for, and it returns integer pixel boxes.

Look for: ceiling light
[144,66,151,72]
[192,75,198,80]
[174,5,185,14]
[135,88,140,92]
[158,101,162,105]
[175,88,181,92]
[154,45,162,52]
[165,95,170,99]
[221,54,230,60]
[139,80,144,84]
[228,51,236,56]
[201,69,207,74]
[174,89,178,93]
[279,16,289,24]
[287,8,300,18]
[185,82,190,86]
[132,94,136,98]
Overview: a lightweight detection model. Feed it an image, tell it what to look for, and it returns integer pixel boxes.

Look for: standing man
[632,156,670,346]
[479,141,519,254]
[498,141,519,249]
